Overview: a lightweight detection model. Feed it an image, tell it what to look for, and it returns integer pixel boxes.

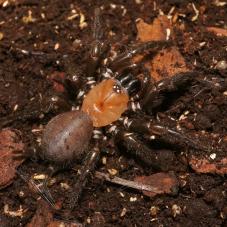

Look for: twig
[95,171,162,193]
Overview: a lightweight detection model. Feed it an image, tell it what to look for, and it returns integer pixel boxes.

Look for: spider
[16,8,224,212]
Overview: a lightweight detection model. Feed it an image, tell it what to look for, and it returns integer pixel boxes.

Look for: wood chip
[136,15,172,42]
[145,46,190,81]
[207,27,227,37]
[0,128,24,189]
[134,172,179,197]
[190,156,227,175]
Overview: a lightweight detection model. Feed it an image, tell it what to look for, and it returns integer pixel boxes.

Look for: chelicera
[16,8,223,211]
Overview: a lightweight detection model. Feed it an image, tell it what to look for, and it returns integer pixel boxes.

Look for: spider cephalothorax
[17,8,224,211]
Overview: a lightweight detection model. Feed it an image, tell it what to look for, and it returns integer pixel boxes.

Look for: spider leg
[109,40,169,73]
[86,8,110,78]
[16,168,56,208]
[70,142,101,208]
[141,71,197,114]
[125,118,223,153]
[114,129,165,169]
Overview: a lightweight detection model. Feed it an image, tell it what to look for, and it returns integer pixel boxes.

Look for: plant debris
[206,27,227,37]
[0,129,24,189]
[136,15,172,42]
[190,156,227,175]
[134,172,179,197]
[145,46,190,81]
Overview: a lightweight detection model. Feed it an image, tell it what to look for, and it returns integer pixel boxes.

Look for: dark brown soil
[0,0,226,226]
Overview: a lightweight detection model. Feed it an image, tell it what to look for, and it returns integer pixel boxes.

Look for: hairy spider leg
[70,143,101,208]
[86,7,110,78]
[16,168,56,208]
[113,128,161,169]
[109,40,169,73]
[125,118,222,153]
[141,71,197,114]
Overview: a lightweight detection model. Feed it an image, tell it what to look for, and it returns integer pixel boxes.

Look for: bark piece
[190,156,227,175]
[0,128,24,189]
[136,16,172,42]
[207,27,227,37]
[134,172,179,197]
[49,71,65,93]
[26,200,82,227]
[145,46,190,81]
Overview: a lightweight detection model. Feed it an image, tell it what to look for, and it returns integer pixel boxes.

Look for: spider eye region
[82,79,129,127]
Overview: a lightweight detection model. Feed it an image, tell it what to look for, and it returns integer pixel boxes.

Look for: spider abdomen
[41,110,93,164]
[82,79,129,127]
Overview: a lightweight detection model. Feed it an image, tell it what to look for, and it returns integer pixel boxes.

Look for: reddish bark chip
[0,128,24,189]
[49,71,65,93]
[136,16,172,42]
[190,156,227,175]
[134,16,173,64]
[134,172,179,197]
[136,16,189,81]
[206,27,227,37]
[26,200,53,227]
[26,200,82,227]
[145,46,190,81]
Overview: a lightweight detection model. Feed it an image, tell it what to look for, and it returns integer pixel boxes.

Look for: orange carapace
[82,79,129,127]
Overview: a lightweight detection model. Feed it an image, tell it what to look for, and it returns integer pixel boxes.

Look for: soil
[0,0,226,226]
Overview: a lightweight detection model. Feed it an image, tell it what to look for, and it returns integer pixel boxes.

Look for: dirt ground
[0,0,226,226]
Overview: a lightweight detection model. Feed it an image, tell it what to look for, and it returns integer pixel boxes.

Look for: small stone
[87,217,91,224]
[72,39,81,49]
[107,168,118,176]
[60,182,70,190]
[209,153,216,160]
[172,204,182,217]
[129,197,137,202]
[150,206,159,216]
[216,60,227,70]
[19,191,25,197]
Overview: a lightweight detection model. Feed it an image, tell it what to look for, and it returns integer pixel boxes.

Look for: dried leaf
[207,27,227,37]
[134,172,178,197]
[145,46,190,81]
[190,156,227,175]
[136,16,172,42]
[0,128,24,189]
